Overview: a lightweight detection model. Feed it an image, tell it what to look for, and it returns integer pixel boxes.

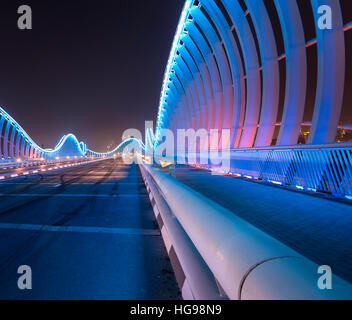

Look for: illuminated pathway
[0,159,180,299]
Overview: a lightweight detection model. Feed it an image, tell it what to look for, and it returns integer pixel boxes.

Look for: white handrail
[142,164,352,300]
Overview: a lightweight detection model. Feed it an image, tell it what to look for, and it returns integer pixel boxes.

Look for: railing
[141,163,352,300]
[184,143,352,199]
[227,144,352,198]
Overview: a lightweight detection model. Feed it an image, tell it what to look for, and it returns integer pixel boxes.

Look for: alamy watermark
[15,4,333,30]
[17,265,32,290]
[120,122,232,175]
[318,265,332,290]
[12,2,334,35]
[318,5,332,30]
[17,5,32,30]
[13,263,334,293]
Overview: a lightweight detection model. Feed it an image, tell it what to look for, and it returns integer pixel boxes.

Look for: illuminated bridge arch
[156,0,349,149]
[0,107,143,161]
[86,138,145,157]
[0,107,86,160]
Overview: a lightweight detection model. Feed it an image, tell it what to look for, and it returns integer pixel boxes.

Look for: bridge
[0,0,352,300]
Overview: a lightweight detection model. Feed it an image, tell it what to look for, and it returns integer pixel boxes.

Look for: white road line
[0,182,139,186]
[0,193,142,198]
[0,222,160,236]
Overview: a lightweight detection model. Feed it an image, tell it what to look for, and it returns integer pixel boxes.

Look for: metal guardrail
[169,143,352,199]
[141,163,352,300]
[224,144,352,198]
[153,143,352,198]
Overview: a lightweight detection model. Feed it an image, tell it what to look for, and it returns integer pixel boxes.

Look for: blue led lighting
[155,0,193,144]
[0,106,145,160]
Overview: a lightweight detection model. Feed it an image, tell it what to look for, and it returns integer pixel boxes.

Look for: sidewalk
[174,166,352,284]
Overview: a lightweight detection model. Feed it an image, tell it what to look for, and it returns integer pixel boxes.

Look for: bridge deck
[174,166,352,284]
[0,159,179,299]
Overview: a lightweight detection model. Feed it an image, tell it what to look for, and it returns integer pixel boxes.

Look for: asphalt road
[0,159,180,300]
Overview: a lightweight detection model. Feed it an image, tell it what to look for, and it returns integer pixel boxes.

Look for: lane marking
[0,193,146,198]
[0,182,142,186]
[0,222,160,236]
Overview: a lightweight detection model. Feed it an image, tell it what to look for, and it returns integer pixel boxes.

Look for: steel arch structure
[86,138,146,157]
[0,107,87,160]
[0,106,143,161]
[155,0,347,149]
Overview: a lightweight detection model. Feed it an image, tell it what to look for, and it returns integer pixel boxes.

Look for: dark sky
[0,0,184,152]
[0,1,351,152]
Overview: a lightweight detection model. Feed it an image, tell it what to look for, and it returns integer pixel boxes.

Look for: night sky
[0,1,351,152]
[0,0,184,152]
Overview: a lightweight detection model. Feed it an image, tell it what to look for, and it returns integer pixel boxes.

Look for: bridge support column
[308,0,345,144]
[244,0,280,147]
[0,116,5,159]
[3,121,11,159]
[275,0,307,146]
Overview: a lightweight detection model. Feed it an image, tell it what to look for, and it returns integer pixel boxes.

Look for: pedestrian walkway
[174,166,352,284]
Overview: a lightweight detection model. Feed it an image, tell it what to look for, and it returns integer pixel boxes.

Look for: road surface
[0,159,180,299]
